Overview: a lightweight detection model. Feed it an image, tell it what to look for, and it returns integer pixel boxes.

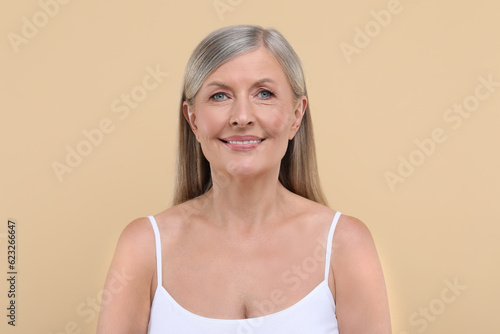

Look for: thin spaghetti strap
[148,215,162,289]
[324,211,342,281]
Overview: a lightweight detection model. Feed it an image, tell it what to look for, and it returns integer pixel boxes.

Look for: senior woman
[97,25,391,333]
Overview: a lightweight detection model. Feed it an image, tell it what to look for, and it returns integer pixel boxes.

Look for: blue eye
[211,92,228,101]
[258,90,273,99]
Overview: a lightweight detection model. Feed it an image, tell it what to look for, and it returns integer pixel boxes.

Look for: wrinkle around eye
[210,92,229,101]
[257,89,274,99]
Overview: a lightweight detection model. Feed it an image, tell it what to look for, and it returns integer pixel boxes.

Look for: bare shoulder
[117,216,156,261]
[331,213,381,273]
[120,216,154,240]
[97,207,194,333]
[106,216,157,289]
[334,214,375,248]
[331,213,392,333]
[96,216,158,332]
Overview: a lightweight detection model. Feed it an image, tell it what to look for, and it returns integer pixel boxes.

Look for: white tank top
[147,212,341,333]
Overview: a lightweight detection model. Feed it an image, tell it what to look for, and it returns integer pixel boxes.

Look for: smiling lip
[219,135,265,151]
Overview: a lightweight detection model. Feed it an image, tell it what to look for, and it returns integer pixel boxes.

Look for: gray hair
[183,25,306,105]
[174,25,327,206]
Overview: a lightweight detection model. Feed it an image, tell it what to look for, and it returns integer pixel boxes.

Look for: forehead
[202,47,289,87]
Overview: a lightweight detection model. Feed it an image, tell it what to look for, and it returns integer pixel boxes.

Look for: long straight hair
[173,25,327,206]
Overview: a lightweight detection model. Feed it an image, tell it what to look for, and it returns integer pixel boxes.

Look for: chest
[160,234,330,319]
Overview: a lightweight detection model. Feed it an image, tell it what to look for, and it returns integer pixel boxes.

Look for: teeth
[228,140,262,144]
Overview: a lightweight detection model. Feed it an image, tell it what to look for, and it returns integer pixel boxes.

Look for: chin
[227,164,259,177]
[217,160,267,179]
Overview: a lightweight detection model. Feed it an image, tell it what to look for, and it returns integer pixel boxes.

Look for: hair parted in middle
[174,25,327,207]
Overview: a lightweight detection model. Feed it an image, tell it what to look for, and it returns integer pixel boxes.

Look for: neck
[204,167,287,233]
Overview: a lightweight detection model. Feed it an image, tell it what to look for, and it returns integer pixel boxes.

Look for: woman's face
[183,46,307,179]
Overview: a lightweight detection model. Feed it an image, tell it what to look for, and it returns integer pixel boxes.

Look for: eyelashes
[210,92,228,101]
[209,89,275,101]
[257,89,274,99]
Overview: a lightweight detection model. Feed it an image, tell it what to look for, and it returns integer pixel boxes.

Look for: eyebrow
[204,78,277,90]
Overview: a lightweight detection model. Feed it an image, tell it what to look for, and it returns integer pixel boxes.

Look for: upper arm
[96,217,156,334]
[332,215,392,334]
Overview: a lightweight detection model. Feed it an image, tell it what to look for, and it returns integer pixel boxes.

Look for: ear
[183,101,198,137]
[289,95,307,140]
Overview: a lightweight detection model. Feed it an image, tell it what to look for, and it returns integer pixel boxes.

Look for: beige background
[1,0,499,333]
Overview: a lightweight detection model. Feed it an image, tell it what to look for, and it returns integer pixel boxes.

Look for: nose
[229,97,255,127]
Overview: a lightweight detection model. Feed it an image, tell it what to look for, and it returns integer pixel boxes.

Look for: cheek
[196,111,225,140]
[261,108,292,137]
